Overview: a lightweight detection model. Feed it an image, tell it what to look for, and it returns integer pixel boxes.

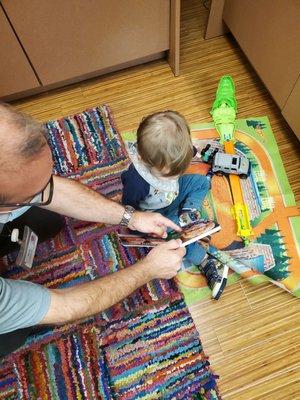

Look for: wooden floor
[12,0,300,399]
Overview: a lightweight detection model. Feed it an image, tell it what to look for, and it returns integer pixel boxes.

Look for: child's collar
[127,145,179,192]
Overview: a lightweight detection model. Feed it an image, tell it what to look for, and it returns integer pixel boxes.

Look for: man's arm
[41,240,185,325]
[43,176,180,236]
[44,175,125,225]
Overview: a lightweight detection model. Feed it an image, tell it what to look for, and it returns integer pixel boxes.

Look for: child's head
[137,110,193,177]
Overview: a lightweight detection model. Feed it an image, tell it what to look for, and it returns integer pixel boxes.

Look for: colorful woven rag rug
[0,106,221,400]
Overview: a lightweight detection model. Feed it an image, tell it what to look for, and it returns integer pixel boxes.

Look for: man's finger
[178,245,186,257]
[151,225,166,238]
[164,239,182,250]
[158,215,181,232]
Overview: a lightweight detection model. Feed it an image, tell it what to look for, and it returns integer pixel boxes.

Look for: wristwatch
[120,205,135,227]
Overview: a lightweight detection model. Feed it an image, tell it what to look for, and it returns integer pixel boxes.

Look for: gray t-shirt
[0,193,51,333]
[0,277,51,334]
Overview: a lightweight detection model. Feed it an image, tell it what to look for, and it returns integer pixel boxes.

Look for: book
[118,219,221,248]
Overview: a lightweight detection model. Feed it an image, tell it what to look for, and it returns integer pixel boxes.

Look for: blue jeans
[158,174,210,267]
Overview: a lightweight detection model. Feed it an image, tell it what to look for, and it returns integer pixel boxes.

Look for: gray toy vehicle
[212,152,250,179]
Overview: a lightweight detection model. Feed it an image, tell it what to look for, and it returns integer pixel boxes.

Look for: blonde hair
[137,110,193,176]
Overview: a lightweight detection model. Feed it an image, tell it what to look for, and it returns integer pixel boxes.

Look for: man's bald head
[0,103,53,206]
[0,103,47,169]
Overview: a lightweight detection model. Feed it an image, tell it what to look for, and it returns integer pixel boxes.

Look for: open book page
[118,220,221,248]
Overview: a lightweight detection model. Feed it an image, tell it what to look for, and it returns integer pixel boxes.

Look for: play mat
[121,116,300,304]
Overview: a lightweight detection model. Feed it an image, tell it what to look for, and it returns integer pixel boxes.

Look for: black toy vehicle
[200,144,219,163]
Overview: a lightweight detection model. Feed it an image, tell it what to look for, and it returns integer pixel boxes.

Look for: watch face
[121,206,135,226]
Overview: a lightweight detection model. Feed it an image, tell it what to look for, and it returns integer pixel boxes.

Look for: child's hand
[179,209,202,227]
[128,211,181,238]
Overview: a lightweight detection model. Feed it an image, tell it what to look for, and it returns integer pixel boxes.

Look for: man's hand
[141,239,186,280]
[128,211,181,238]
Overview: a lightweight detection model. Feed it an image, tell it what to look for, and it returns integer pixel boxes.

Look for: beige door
[0,7,40,98]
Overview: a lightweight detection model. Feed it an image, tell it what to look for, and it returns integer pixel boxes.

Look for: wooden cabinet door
[282,76,300,140]
[2,0,170,86]
[223,0,300,109]
[0,6,40,98]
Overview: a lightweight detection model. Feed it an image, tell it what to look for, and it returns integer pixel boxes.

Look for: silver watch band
[120,205,135,227]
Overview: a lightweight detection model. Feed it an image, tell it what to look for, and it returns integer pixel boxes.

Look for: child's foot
[200,256,228,300]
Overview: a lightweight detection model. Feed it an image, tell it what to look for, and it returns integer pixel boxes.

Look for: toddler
[121,111,227,299]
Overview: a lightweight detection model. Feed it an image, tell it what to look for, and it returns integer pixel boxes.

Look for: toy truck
[212,152,250,179]
[200,144,219,163]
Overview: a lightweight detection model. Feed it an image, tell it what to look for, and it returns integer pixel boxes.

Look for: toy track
[211,75,253,244]
[224,140,253,243]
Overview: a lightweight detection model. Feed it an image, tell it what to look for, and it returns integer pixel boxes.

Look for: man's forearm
[43,175,181,237]
[41,260,152,325]
[44,175,124,225]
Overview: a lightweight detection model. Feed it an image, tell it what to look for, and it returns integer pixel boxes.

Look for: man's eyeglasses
[0,175,54,209]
